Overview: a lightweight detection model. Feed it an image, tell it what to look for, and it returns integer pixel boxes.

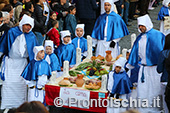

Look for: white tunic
[1,34,28,109]
[160,10,170,36]
[137,34,162,113]
[94,15,120,58]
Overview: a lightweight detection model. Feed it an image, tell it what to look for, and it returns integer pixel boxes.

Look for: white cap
[75,24,85,37]
[104,0,112,5]
[19,14,34,33]
[137,14,153,32]
[33,46,44,60]
[76,24,85,30]
[44,40,54,53]
[60,30,71,44]
[163,0,170,7]
[112,57,127,72]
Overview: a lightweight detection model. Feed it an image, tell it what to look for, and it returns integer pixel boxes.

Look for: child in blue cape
[72,24,88,60]
[21,46,51,103]
[44,40,60,72]
[107,57,132,99]
[54,30,76,70]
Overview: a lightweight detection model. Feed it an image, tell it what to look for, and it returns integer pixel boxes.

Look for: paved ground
[119,4,161,51]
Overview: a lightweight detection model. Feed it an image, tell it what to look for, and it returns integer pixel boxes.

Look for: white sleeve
[0,52,3,57]
[92,38,98,47]
[126,63,135,70]
[82,51,87,57]
[107,72,114,92]
[37,75,48,88]
[26,80,36,87]
[112,38,121,43]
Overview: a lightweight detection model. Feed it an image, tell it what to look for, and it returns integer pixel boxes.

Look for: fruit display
[69,70,81,76]
[86,60,108,76]
[75,62,92,71]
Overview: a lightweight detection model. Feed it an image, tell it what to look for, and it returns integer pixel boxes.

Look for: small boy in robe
[72,24,87,60]
[21,46,51,103]
[54,30,76,70]
[107,57,132,99]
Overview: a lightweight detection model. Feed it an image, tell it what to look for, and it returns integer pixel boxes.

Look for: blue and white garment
[127,14,165,113]
[157,0,170,35]
[91,11,129,58]
[21,46,51,103]
[54,30,76,67]
[0,14,38,109]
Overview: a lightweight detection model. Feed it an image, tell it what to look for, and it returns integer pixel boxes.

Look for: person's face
[70,8,76,15]
[29,4,34,13]
[3,15,10,24]
[126,52,130,60]
[139,25,147,33]
[54,22,59,28]
[115,66,121,73]
[36,50,45,60]
[168,3,170,7]
[63,36,71,44]
[9,7,14,19]
[50,13,57,20]
[76,28,84,37]
[104,2,111,13]
[46,46,52,55]
[22,24,32,33]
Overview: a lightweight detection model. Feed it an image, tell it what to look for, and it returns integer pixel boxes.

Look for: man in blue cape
[91,0,129,58]
[0,14,38,109]
[127,14,165,113]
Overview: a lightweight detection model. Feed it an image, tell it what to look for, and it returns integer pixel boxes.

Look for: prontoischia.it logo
[54,96,161,108]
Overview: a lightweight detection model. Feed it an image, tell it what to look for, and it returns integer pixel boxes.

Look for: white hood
[137,14,153,33]
[44,40,54,53]
[33,46,44,61]
[112,57,127,72]
[75,24,85,38]
[19,14,34,33]
[163,0,170,7]
[60,30,72,45]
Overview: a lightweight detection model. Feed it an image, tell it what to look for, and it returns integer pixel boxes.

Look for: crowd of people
[0,0,170,113]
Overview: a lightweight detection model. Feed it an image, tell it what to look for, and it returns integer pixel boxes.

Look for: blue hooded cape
[0,26,38,61]
[110,71,132,94]
[72,37,87,55]
[54,43,76,67]
[128,29,165,66]
[21,59,51,81]
[158,6,169,20]
[91,11,129,41]
[45,53,61,71]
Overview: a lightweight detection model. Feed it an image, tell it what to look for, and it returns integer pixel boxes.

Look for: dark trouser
[165,86,170,112]
[123,1,130,24]
[79,19,95,38]
[129,2,137,19]
[139,0,150,16]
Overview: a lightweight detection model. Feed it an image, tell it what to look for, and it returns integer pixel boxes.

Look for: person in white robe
[0,14,37,109]
[158,0,170,36]
[127,14,165,113]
